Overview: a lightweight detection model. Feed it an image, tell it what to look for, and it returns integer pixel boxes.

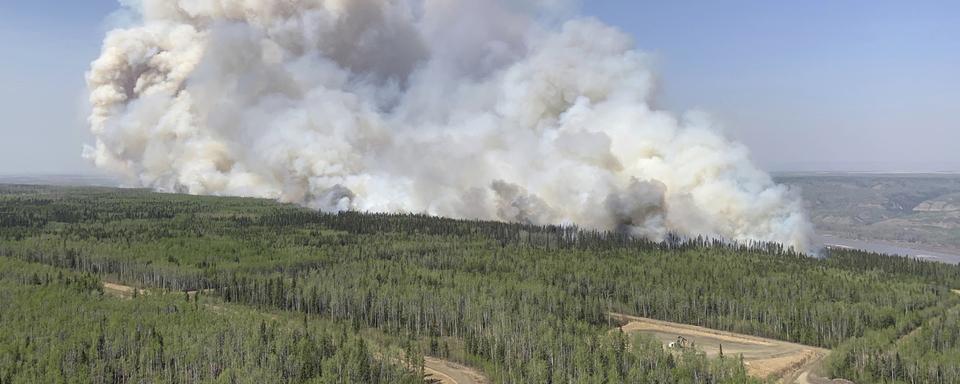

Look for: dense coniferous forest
[1,185,959,383]
[0,257,422,384]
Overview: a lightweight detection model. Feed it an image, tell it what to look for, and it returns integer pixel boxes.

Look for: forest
[1,184,959,383]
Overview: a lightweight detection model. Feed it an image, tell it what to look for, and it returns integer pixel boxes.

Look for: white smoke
[85,0,812,251]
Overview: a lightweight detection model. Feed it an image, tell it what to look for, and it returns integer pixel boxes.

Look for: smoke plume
[85,0,812,251]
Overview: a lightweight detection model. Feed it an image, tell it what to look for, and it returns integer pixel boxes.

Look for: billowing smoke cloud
[85,0,812,251]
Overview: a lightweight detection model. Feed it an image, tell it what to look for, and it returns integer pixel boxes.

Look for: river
[816,234,960,265]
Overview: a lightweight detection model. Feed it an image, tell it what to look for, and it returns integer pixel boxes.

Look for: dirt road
[101,280,488,384]
[424,357,488,384]
[610,313,830,383]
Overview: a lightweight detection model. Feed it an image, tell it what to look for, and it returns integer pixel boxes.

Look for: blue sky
[0,0,957,174]
[0,0,117,174]
[584,1,959,172]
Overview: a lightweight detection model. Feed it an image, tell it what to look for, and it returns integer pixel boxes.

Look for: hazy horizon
[0,0,958,176]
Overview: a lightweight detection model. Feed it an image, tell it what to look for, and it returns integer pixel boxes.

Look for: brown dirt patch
[102,282,146,298]
[610,313,829,383]
[424,357,488,384]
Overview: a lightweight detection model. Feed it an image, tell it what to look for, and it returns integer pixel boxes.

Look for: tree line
[2,185,960,382]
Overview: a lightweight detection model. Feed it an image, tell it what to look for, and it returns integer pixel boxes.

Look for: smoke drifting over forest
[85,0,811,250]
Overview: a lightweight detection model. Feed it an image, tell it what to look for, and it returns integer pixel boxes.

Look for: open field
[611,313,830,383]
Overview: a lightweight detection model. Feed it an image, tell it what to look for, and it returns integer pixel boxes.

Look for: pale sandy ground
[609,313,834,384]
[424,357,488,384]
[102,281,147,298]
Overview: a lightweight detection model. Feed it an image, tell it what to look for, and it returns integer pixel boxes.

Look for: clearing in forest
[424,357,489,384]
[102,281,147,298]
[609,313,831,384]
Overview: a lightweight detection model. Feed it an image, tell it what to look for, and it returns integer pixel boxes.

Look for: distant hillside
[777,173,960,253]
[0,174,119,187]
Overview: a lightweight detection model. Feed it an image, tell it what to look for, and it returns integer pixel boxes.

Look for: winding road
[424,357,488,384]
[109,280,948,383]
[609,313,831,383]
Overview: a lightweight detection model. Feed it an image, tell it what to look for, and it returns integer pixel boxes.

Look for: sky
[0,0,957,175]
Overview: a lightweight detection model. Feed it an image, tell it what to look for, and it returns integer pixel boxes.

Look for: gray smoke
[85,0,812,251]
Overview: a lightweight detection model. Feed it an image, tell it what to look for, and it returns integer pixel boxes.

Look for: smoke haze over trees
[84,0,811,249]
